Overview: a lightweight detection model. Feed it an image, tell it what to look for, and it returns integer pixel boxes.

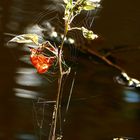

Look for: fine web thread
[5,2,102,140]
[30,4,100,140]
[32,100,46,140]
[30,6,78,140]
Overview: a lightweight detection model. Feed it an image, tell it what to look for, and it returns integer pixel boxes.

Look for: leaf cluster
[63,0,100,40]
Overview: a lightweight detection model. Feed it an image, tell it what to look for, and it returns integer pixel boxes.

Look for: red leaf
[30,48,55,74]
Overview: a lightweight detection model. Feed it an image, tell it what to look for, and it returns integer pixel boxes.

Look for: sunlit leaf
[9,34,39,45]
[115,72,140,88]
[83,2,96,10]
[63,0,68,4]
[90,0,101,2]
[65,0,73,9]
[64,0,74,21]
[69,0,73,5]
[81,27,98,40]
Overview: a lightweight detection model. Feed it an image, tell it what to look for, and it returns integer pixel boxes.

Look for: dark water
[0,0,140,140]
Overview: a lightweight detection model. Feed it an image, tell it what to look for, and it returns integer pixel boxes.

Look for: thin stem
[50,20,69,140]
[60,21,69,51]
[49,3,80,138]
[51,74,63,140]
[69,13,79,24]
[68,27,82,31]
[59,21,69,75]
[83,47,125,72]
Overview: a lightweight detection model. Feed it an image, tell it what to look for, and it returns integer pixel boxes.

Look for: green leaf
[69,0,73,5]
[83,4,96,10]
[81,27,98,40]
[66,0,73,9]
[64,0,74,21]
[63,0,68,4]
[83,1,96,10]
[9,34,39,45]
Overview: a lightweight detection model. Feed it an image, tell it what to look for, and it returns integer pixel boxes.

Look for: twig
[50,20,69,140]
[78,45,125,72]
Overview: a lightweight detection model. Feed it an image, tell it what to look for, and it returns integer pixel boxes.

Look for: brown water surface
[0,0,140,140]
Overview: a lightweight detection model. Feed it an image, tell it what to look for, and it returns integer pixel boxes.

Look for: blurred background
[0,0,140,140]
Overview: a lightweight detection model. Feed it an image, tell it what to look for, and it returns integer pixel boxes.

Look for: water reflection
[15,133,37,140]
[15,68,43,87]
[1,0,60,140]
[113,137,136,140]
[123,90,140,103]
[15,88,39,99]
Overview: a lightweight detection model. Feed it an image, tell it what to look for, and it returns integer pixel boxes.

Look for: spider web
[4,1,101,139]
[29,3,101,140]
[26,4,77,140]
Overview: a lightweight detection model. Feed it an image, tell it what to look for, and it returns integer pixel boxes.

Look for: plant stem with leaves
[49,7,71,140]
[49,1,100,139]
[8,0,101,140]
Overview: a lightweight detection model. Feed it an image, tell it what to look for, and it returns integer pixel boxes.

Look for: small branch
[51,74,63,140]
[78,46,125,72]
[50,19,70,140]
[68,27,81,31]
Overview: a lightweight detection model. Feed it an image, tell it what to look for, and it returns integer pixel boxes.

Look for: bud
[81,27,98,40]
